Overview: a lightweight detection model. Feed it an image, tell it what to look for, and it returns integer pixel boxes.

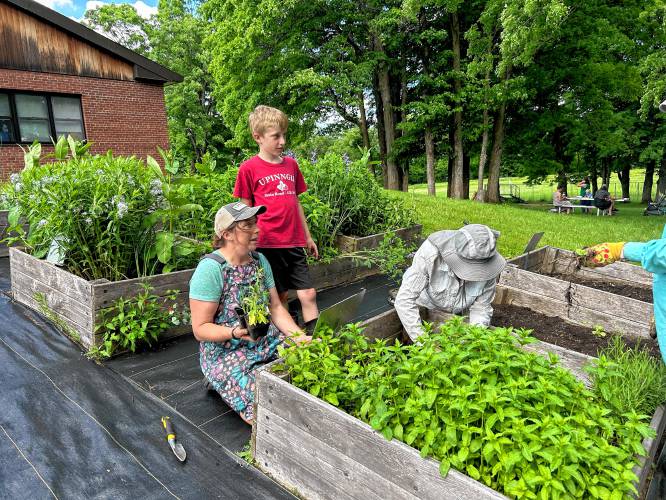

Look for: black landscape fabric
[0,291,293,500]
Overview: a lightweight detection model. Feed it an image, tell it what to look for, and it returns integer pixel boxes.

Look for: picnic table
[552,196,630,214]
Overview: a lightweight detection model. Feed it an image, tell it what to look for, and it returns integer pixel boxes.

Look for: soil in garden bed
[551,273,653,303]
[491,304,661,359]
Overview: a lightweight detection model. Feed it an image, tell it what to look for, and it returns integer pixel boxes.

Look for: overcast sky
[35,0,157,21]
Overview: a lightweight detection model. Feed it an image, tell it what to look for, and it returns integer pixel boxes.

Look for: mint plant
[277,319,654,499]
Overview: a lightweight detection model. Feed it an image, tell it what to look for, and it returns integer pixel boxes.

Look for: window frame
[0,90,86,145]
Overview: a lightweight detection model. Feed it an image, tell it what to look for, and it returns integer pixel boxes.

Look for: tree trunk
[617,163,630,199]
[425,126,436,196]
[658,158,666,198]
[600,158,611,187]
[477,107,490,193]
[449,12,464,199]
[589,157,599,194]
[642,160,655,203]
[463,152,470,199]
[487,102,506,203]
[372,75,388,188]
[447,116,454,198]
[376,65,399,189]
[358,91,370,152]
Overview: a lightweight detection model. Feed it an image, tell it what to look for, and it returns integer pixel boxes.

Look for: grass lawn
[409,170,655,202]
[391,191,664,258]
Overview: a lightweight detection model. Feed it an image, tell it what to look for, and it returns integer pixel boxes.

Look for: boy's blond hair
[248,105,288,136]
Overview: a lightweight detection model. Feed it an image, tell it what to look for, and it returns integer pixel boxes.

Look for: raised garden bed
[498,246,655,340]
[253,309,666,499]
[10,247,191,350]
[335,224,422,253]
[10,246,382,351]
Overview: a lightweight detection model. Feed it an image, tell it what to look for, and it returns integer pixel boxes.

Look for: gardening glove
[583,242,625,267]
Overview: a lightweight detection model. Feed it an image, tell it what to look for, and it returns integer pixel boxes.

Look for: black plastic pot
[234,306,271,341]
[247,320,271,341]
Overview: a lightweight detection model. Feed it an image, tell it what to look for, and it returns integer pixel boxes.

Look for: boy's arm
[240,197,252,207]
[297,201,319,259]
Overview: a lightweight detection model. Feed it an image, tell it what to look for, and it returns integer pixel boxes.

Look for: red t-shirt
[233,155,307,248]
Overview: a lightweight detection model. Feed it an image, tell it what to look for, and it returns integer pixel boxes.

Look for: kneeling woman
[189,202,309,424]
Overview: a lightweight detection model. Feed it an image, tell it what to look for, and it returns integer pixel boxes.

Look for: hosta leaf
[155,231,174,264]
[381,426,393,441]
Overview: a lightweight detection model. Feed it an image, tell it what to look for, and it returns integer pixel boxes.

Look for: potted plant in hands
[237,267,271,340]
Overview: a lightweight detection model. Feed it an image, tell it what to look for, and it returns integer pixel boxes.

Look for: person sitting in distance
[394,224,506,342]
[553,185,574,214]
[593,184,615,215]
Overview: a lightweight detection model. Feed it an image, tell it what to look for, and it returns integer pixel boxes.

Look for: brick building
[0,0,182,178]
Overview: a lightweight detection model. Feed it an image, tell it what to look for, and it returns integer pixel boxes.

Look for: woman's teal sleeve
[189,259,223,302]
[623,239,666,274]
[258,253,276,290]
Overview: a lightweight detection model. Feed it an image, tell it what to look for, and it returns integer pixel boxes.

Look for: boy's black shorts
[256,247,313,294]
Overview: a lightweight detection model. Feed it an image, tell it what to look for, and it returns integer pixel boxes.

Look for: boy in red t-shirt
[233,105,319,328]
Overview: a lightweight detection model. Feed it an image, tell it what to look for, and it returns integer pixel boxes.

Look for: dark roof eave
[4,0,184,84]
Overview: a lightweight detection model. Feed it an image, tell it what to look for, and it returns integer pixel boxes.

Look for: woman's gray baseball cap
[214,202,266,237]
[442,224,506,281]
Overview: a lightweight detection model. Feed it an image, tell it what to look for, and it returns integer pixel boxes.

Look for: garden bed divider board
[305,257,380,293]
[508,245,652,288]
[334,224,423,253]
[10,247,194,350]
[496,265,654,339]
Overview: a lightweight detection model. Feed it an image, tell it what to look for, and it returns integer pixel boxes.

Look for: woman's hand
[286,332,312,345]
[583,242,625,267]
[231,326,255,343]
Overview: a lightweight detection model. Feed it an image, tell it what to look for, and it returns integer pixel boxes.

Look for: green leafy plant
[591,325,607,338]
[240,267,270,326]
[346,231,415,284]
[299,152,416,252]
[4,147,207,280]
[278,319,654,499]
[587,335,666,420]
[93,283,187,358]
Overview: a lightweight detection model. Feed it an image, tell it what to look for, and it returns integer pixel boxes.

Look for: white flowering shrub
[6,153,207,280]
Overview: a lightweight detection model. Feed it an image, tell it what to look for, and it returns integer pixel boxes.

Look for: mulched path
[491,304,661,359]
[551,273,653,303]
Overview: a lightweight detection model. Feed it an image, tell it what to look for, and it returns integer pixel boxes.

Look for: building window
[0,91,85,144]
[0,94,15,144]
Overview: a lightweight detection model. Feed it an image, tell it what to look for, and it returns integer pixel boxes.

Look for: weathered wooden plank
[633,406,666,497]
[309,258,379,291]
[12,288,92,347]
[499,265,571,301]
[11,267,93,331]
[568,282,652,324]
[256,371,508,500]
[358,308,403,340]
[92,269,195,308]
[521,340,593,386]
[257,408,415,500]
[506,246,550,272]
[10,248,92,305]
[574,265,653,289]
[548,247,652,287]
[335,225,423,253]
